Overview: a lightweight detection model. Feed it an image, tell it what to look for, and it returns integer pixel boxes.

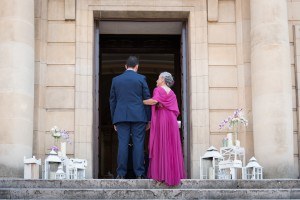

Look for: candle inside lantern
[208,167,214,179]
[236,140,240,147]
[227,133,233,147]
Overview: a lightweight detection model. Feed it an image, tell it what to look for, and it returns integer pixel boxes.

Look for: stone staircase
[1,179,300,199]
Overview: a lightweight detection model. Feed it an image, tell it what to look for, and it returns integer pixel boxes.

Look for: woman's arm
[143,98,158,105]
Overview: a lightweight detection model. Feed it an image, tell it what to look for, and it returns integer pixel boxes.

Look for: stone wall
[34,0,76,174]
[207,0,254,161]
[31,0,300,178]
[34,0,211,179]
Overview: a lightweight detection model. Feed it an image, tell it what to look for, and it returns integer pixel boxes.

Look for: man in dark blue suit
[109,56,151,179]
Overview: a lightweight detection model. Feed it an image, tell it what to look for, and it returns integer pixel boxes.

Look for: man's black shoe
[116,175,125,179]
[136,175,144,179]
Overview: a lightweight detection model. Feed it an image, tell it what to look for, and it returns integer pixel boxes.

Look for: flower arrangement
[219,109,248,146]
[49,126,71,155]
[50,126,71,144]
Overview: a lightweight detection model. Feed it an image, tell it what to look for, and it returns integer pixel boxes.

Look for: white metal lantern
[44,150,62,179]
[55,164,66,179]
[243,157,263,180]
[200,146,223,179]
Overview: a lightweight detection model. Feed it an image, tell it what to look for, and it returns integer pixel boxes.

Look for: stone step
[1,179,300,189]
[1,188,300,199]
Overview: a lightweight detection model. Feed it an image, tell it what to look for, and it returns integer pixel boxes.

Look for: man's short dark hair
[126,56,139,68]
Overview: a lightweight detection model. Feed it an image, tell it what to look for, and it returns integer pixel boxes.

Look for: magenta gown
[147,86,186,186]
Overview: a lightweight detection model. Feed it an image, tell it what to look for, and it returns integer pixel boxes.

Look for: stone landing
[0,179,300,199]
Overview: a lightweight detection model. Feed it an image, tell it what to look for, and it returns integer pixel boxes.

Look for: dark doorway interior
[98,34,182,178]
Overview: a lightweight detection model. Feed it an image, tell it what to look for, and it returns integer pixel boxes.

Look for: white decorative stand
[24,156,41,179]
[218,146,245,179]
[65,158,87,179]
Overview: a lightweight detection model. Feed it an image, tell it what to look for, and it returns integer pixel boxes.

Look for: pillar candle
[61,142,66,157]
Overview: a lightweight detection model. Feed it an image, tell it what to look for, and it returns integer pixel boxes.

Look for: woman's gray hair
[160,72,174,87]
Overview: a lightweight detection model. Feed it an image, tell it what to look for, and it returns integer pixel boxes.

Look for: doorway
[94,22,189,178]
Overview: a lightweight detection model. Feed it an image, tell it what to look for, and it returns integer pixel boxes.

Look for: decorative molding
[207,0,219,22]
[65,0,76,20]
[294,25,300,177]
[295,25,300,57]
[294,25,300,112]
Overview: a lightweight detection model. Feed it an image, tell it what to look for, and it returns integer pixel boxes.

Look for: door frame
[181,22,190,177]
[93,21,100,178]
[93,20,190,178]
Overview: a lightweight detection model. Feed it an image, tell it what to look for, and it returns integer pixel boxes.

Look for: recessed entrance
[93,21,189,178]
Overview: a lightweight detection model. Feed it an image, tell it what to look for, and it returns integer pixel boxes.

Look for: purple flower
[218,109,248,130]
[50,145,59,151]
[60,130,71,144]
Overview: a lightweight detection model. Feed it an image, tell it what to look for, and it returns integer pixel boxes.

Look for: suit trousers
[116,122,146,177]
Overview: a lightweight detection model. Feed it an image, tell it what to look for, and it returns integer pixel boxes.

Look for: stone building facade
[1,0,300,179]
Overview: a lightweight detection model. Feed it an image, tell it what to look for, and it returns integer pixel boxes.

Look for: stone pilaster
[0,0,34,177]
[250,0,295,178]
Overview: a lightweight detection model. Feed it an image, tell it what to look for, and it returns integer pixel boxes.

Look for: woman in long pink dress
[143,72,186,186]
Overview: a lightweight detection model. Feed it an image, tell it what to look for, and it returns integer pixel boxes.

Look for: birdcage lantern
[55,164,66,179]
[44,150,62,179]
[243,157,263,180]
[200,146,223,179]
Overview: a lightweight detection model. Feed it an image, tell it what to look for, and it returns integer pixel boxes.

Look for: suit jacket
[109,70,151,124]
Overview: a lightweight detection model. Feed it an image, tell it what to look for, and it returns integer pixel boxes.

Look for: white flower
[52,131,61,137]
[51,126,61,139]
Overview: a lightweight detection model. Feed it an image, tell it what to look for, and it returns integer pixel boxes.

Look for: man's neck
[126,68,136,72]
